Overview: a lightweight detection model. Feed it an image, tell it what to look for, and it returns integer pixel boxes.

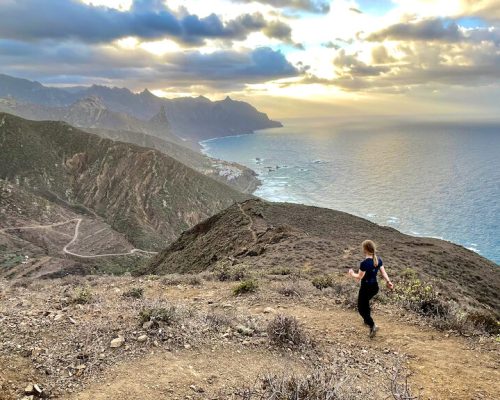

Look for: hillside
[84,127,260,194]
[0,74,282,141]
[144,199,500,316]
[0,113,249,250]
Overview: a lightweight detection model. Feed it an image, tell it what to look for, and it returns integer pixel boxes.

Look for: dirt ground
[2,276,497,400]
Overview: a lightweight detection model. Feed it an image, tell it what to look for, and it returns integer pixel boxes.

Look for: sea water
[201,118,500,265]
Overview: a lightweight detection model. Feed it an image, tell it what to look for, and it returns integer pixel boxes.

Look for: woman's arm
[348,268,365,281]
[379,266,394,289]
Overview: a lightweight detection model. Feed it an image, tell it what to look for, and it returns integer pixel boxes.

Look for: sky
[0,0,499,119]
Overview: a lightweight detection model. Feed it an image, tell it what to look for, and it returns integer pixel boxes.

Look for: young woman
[348,240,393,337]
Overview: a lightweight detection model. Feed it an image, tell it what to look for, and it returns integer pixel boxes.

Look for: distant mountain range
[0,73,282,141]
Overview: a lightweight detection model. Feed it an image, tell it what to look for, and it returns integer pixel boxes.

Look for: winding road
[1,218,158,259]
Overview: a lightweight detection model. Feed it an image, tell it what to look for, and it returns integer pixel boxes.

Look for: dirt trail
[71,345,306,400]
[1,219,158,258]
[238,203,257,243]
[69,285,499,400]
[281,304,499,400]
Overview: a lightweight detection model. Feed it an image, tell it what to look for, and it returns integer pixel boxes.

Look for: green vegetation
[0,253,24,269]
[72,287,93,305]
[233,279,258,296]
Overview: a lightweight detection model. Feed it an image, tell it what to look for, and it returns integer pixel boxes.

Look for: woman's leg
[358,285,379,328]
[358,286,374,328]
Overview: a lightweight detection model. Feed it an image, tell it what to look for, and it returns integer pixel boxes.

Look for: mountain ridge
[0,73,282,141]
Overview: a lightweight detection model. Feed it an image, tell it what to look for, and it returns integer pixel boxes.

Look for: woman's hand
[386,281,394,290]
[348,268,355,277]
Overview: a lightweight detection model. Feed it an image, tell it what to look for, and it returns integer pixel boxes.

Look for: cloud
[323,39,500,91]
[371,46,396,64]
[460,0,500,22]
[367,18,463,42]
[367,17,500,44]
[0,0,291,45]
[0,39,299,91]
[232,0,330,14]
[334,50,390,77]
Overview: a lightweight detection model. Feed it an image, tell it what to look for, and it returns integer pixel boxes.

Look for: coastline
[199,127,499,266]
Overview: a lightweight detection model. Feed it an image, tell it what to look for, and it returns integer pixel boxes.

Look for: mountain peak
[149,104,169,125]
[140,88,156,98]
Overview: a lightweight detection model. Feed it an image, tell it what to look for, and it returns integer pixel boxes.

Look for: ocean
[201,118,500,265]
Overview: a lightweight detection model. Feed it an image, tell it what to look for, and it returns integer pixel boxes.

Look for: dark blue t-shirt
[360,257,382,285]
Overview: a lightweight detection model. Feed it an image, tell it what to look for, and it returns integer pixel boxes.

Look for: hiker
[348,240,393,337]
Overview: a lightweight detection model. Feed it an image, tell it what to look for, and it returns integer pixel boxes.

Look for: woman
[348,240,393,338]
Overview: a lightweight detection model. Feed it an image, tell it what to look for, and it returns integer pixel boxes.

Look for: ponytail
[362,240,378,267]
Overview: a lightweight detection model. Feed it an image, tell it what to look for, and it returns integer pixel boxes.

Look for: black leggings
[358,283,379,328]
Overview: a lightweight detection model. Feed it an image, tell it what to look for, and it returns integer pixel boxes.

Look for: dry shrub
[240,366,369,399]
[139,305,177,325]
[311,275,335,290]
[269,267,293,276]
[122,287,144,299]
[276,282,303,298]
[266,314,307,348]
[204,311,234,331]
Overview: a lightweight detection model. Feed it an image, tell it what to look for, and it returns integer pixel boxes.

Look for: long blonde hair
[362,240,379,267]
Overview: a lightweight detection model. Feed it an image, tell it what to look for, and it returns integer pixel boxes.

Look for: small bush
[72,287,93,304]
[277,283,302,297]
[233,280,258,296]
[466,311,499,334]
[187,275,202,286]
[260,368,340,399]
[160,274,184,286]
[205,312,233,331]
[394,275,449,318]
[215,264,247,282]
[139,306,177,325]
[269,267,292,276]
[267,314,307,347]
[122,287,144,299]
[311,275,335,290]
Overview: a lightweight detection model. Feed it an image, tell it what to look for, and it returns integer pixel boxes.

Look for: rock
[24,384,34,394]
[137,335,147,343]
[110,336,125,348]
[189,385,204,393]
[184,344,192,350]
[53,314,63,321]
[263,307,275,314]
[142,321,154,329]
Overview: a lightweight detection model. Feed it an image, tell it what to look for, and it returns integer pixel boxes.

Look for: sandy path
[281,304,500,400]
[71,345,306,400]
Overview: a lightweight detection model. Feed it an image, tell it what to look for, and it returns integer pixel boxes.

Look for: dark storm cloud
[0,39,299,90]
[232,0,330,14]
[0,0,290,45]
